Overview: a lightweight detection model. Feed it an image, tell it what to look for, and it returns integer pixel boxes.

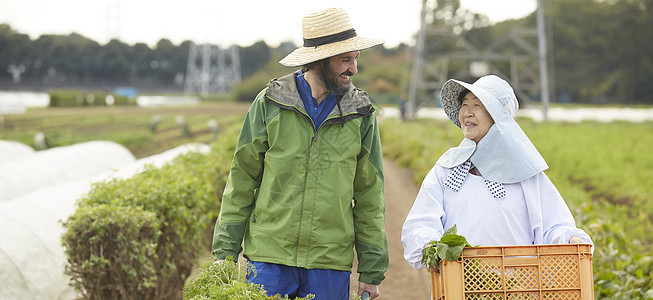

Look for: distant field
[0,102,250,158]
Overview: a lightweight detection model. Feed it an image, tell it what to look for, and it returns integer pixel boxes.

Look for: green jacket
[212,71,388,285]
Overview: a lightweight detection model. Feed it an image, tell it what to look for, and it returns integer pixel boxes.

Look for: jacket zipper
[266,95,319,145]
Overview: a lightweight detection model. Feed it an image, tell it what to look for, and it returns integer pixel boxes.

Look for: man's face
[319,51,360,95]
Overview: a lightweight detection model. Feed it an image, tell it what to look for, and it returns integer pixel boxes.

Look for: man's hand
[358,282,380,299]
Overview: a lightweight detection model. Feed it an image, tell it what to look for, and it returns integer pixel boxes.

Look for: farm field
[2,103,652,298]
[379,117,653,299]
[0,102,251,158]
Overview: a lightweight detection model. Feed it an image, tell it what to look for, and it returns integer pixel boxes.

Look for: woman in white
[401,75,593,270]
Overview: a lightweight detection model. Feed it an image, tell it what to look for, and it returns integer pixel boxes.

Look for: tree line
[0,0,651,104]
[0,25,278,93]
[416,0,652,104]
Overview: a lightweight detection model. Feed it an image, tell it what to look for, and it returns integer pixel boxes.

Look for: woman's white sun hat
[440,75,519,128]
[279,8,383,67]
[436,75,548,183]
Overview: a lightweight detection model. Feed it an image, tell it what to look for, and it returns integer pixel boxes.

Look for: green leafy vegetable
[183,258,315,299]
[421,225,474,271]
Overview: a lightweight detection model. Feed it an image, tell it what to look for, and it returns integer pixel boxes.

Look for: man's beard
[318,60,352,96]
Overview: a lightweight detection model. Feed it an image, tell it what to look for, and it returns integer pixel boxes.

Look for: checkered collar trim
[444,160,506,200]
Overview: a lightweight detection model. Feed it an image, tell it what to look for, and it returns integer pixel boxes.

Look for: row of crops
[60,125,237,299]
[0,103,249,158]
[378,117,653,299]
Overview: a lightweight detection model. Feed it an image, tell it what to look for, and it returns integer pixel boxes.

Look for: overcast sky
[0,0,537,47]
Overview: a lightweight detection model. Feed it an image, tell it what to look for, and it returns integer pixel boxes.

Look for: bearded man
[211,7,388,300]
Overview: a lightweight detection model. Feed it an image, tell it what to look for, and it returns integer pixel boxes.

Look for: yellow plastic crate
[430,244,594,300]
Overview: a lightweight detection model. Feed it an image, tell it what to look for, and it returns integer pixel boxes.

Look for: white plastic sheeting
[0,91,50,114]
[0,142,210,300]
[0,141,136,201]
[380,106,653,123]
[136,95,200,107]
[0,140,35,164]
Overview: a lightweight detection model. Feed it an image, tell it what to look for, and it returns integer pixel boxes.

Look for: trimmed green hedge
[62,126,238,299]
[62,205,160,299]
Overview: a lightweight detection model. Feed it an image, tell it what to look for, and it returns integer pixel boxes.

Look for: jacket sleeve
[401,165,447,270]
[212,90,269,260]
[352,111,389,285]
[524,172,594,252]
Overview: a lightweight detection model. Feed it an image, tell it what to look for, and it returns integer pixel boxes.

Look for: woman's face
[458,92,494,144]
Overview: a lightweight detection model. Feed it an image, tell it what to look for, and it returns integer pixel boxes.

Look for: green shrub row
[49,89,136,107]
[62,205,161,299]
[61,127,238,299]
[378,118,653,299]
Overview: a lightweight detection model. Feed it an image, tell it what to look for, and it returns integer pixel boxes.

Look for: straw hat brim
[279,36,383,67]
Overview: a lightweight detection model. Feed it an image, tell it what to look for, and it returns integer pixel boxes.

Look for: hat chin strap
[303,29,357,48]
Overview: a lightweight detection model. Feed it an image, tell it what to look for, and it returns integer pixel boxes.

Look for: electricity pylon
[184,43,241,95]
[407,0,550,120]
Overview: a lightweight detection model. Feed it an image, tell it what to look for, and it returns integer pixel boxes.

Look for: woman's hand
[429,264,440,273]
[569,236,583,244]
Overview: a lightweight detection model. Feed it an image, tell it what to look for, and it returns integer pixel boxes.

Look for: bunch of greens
[183,258,315,300]
[421,225,474,271]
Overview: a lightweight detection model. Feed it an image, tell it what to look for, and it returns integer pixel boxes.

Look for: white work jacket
[401,164,593,270]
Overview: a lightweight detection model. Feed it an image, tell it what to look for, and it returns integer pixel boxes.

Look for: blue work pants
[247,260,351,300]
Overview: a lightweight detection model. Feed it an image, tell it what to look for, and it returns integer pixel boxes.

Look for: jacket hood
[265,71,375,123]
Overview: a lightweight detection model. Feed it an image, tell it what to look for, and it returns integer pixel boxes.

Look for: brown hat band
[303,29,357,48]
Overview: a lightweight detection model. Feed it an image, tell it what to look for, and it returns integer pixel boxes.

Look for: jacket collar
[265,71,375,120]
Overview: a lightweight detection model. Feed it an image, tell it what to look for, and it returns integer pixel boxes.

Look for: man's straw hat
[279,8,383,67]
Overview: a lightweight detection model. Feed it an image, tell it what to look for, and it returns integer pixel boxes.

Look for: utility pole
[407,0,428,120]
[537,0,550,121]
[106,0,121,42]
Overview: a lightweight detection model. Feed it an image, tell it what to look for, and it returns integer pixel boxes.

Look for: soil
[349,158,431,299]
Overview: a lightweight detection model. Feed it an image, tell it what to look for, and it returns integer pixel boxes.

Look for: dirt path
[350,158,431,299]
